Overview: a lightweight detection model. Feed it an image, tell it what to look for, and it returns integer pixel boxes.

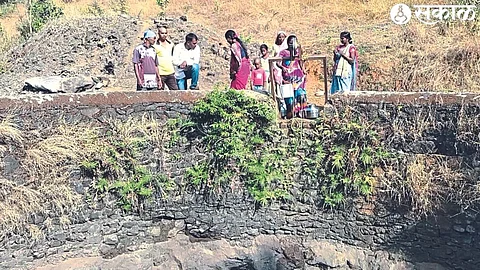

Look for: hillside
[0,14,235,96]
[0,0,479,96]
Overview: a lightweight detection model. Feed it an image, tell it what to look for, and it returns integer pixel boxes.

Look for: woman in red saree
[225,30,250,90]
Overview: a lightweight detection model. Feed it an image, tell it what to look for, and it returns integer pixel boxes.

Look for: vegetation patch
[301,109,394,208]
[176,89,295,206]
[18,0,63,39]
[0,114,176,236]
[81,116,175,212]
[174,89,398,208]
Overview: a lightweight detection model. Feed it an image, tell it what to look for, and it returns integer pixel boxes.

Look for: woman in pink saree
[225,30,250,90]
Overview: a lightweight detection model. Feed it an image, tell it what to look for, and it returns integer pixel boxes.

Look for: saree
[278,48,307,115]
[330,44,358,94]
[273,41,288,85]
[230,42,250,90]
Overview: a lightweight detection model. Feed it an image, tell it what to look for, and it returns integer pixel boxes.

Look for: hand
[157,82,163,90]
[137,78,144,86]
[179,61,187,69]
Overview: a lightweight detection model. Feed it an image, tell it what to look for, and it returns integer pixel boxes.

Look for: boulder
[23,76,95,93]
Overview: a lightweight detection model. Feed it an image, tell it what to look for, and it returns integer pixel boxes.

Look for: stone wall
[1,90,480,270]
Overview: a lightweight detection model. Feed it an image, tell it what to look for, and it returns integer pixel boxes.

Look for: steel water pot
[305,105,319,119]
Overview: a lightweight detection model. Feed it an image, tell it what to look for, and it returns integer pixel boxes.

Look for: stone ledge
[332,91,480,105]
[0,90,206,110]
[2,90,480,111]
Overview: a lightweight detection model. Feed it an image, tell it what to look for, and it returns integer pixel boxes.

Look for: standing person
[153,25,178,90]
[272,31,288,107]
[132,30,162,91]
[259,44,271,93]
[250,58,267,93]
[330,31,358,94]
[273,31,287,57]
[225,30,250,90]
[278,35,307,118]
[172,33,201,90]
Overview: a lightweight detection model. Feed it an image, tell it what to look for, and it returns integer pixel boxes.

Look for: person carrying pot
[277,34,307,119]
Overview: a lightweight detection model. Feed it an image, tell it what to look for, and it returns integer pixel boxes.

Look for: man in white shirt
[172,33,200,90]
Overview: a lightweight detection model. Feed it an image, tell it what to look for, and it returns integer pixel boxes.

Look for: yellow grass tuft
[0,178,43,235]
[0,115,23,143]
[381,154,474,215]
[23,122,99,178]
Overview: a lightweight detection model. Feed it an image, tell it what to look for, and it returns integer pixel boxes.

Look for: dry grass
[0,114,170,236]
[0,115,23,142]
[0,178,43,235]
[0,122,101,236]
[0,115,23,154]
[1,0,479,92]
[106,114,165,147]
[24,123,99,178]
[380,154,479,215]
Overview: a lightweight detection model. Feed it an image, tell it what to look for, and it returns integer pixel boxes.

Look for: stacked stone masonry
[1,91,480,269]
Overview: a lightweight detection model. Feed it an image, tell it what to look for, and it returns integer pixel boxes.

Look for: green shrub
[156,0,168,17]
[180,88,294,206]
[86,1,104,16]
[18,0,63,39]
[302,109,395,207]
[82,117,175,212]
[111,0,128,14]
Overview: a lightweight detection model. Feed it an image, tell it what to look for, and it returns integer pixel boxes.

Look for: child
[260,44,271,88]
[250,58,267,93]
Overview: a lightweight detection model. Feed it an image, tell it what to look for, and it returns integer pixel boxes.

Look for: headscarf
[275,31,288,53]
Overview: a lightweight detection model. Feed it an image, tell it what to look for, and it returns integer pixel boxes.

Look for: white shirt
[172,43,201,79]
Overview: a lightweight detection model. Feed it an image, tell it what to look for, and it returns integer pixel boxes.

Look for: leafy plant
[82,117,175,212]
[179,88,293,206]
[301,109,396,207]
[18,0,63,39]
[86,1,104,16]
[156,0,168,17]
[111,0,127,14]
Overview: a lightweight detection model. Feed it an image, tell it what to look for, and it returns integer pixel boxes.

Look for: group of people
[132,25,358,118]
[225,30,305,117]
[225,30,358,118]
[132,26,200,91]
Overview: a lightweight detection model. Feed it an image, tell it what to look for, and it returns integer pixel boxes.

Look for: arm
[155,55,163,89]
[134,63,143,85]
[231,43,242,64]
[262,70,267,89]
[132,48,143,85]
[172,44,185,67]
[250,71,253,90]
[298,46,305,72]
[276,50,287,71]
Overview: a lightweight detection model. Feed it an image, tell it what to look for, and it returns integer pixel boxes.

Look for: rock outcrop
[31,233,446,270]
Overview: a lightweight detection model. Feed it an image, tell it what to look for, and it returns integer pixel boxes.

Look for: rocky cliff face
[31,233,446,270]
[1,91,480,270]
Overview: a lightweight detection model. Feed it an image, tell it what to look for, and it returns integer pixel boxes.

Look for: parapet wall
[1,90,480,270]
